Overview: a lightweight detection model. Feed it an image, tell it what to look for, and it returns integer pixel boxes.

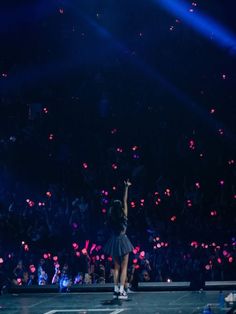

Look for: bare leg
[113,257,120,285]
[120,253,129,287]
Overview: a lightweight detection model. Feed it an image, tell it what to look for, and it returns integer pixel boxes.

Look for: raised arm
[123,179,131,217]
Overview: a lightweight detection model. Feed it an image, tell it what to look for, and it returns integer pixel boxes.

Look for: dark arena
[1,0,236,313]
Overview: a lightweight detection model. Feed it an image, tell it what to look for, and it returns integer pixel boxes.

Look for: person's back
[108,207,128,235]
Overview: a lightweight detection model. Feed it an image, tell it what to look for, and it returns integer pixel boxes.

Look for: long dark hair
[107,200,125,231]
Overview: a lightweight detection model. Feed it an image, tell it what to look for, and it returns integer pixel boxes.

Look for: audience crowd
[0,103,235,291]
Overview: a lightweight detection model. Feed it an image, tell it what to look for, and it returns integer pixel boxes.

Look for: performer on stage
[104,179,134,299]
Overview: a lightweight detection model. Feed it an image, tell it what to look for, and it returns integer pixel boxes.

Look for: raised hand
[124,179,132,187]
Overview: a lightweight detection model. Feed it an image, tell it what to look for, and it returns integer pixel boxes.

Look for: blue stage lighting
[155,0,236,54]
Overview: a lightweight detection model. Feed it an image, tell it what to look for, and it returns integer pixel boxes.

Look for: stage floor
[0,291,232,314]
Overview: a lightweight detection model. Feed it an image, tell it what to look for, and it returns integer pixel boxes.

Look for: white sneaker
[225,293,236,303]
[118,290,128,300]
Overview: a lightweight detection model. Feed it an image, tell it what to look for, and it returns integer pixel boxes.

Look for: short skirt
[103,233,134,258]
